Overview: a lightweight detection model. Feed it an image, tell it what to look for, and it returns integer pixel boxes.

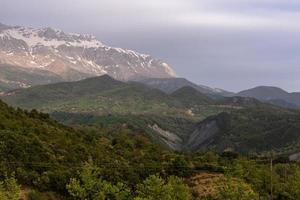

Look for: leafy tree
[167,176,192,200]
[216,177,259,200]
[27,190,43,200]
[279,166,300,200]
[135,175,191,200]
[0,176,20,200]
[66,160,132,200]
[168,156,190,177]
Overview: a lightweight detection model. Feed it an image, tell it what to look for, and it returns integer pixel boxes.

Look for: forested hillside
[4,75,300,155]
[3,100,300,199]
[187,105,300,154]
[0,99,193,199]
[0,75,235,120]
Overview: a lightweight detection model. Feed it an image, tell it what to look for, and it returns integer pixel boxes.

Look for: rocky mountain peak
[0,23,176,91]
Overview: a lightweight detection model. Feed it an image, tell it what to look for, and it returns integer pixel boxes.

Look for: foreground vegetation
[2,99,300,199]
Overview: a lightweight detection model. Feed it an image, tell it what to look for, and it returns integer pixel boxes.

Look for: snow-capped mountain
[0,23,176,90]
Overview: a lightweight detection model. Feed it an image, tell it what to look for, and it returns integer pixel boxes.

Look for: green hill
[0,99,192,196]
[186,105,300,154]
[237,86,300,109]
[171,86,214,106]
[51,112,198,150]
[3,98,300,199]
[0,99,91,192]
[4,75,300,155]
[0,75,125,108]
[1,75,231,119]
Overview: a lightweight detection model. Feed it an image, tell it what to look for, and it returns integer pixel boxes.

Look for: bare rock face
[0,23,176,90]
[184,120,220,152]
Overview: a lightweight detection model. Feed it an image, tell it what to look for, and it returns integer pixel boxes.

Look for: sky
[1,0,300,92]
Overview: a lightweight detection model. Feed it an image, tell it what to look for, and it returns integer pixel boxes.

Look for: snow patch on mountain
[0,23,176,83]
[0,27,103,49]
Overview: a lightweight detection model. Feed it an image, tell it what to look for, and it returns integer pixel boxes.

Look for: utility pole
[270,151,273,200]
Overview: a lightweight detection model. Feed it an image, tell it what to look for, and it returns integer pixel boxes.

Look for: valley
[2,74,300,156]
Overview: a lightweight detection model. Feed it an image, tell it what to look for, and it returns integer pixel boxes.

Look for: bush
[0,176,20,200]
[27,190,43,200]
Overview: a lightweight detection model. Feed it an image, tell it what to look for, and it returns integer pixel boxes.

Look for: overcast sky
[1,0,300,92]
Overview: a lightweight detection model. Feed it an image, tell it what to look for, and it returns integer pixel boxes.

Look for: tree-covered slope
[0,75,125,107]
[4,75,300,155]
[171,86,214,106]
[0,99,93,192]
[237,86,300,109]
[3,98,300,200]
[187,106,300,154]
[136,77,233,96]
[0,99,193,197]
[1,75,231,119]
[51,112,198,150]
[50,99,300,155]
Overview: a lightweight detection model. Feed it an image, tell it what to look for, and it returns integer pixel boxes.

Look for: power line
[0,161,209,171]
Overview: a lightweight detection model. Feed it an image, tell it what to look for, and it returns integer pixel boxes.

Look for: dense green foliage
[196,105,300,153]
[3,75,300,199]
[186,152,300,200]
[66,160,133,200]
[0,100,194,198]
[66,161,191,200]
[0,75,234,120]
[5,75,300,154]
[51,112,197,147]
[216,177,259,200]
[51,104,300,155]
[170,86,213,106]
[0,176,20,200]
[134,175,191,200]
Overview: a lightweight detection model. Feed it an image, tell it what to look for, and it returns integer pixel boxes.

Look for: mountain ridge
[170,86,214,106]
[186,106,300,153]
[2,74,300,154]
[137,77,234,97]
[0,22,176,91]
[1,75,244,122]
[237,86,300,109]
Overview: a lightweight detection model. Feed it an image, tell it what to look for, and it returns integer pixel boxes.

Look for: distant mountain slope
[237,86,300,109]
[1,72,216,151]
[0,63,63,92]
[0,75,185,114]
[238,86,290,100]
[0,74,232,150]
[137,77,233,97]
[51,112,198,151]
[49,94,300,154]
[0,23,176,91]
[1,75,244,122]
[171,86,214,106]
[290,93,300,107]
[3,74,300,154]
[184,106,300,153]
[217,96,262,107]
